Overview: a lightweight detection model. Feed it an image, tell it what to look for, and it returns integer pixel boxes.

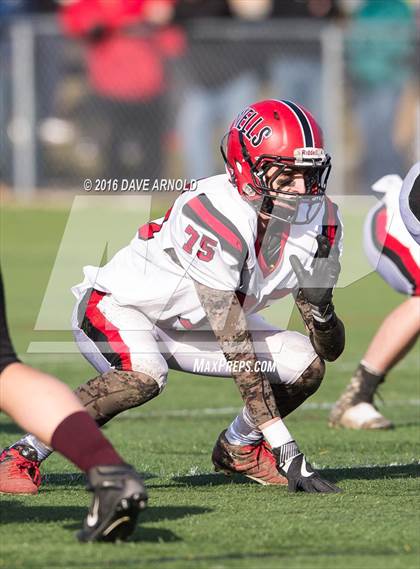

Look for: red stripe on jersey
[324,197,339,247]
[85,290,132,370]
[374,207,388,246]
[187,197,244,253]
[138,207,173,240]
[139,221,162,240]
[163,206,173,222]
[375,206,420,294]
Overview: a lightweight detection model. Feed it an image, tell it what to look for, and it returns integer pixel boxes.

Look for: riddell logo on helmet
[294,147,326,162]
[234,108,272,148]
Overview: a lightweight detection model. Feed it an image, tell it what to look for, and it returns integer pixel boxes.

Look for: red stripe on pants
[375,207,420,295]
[85,290,133,370]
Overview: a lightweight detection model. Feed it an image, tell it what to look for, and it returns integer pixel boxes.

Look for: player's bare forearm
[295,290,345,362]
[194,281,279,425]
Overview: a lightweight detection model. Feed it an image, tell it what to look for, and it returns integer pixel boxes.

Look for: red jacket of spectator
[59,0,185,101]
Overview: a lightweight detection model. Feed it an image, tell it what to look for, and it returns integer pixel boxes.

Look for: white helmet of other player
[399,162,420,245]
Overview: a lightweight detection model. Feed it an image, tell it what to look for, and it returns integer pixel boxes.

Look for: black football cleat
[78,464,148,543]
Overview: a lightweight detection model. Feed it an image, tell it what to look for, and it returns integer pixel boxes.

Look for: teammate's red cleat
[0,445,41,494]
[212,430,288,486]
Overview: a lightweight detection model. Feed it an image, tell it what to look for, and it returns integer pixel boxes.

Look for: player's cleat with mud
[78,464,148,543]
[212,430,288,486]
[330,401,393,430]
[329,368,393,429]
[0,444,41,494]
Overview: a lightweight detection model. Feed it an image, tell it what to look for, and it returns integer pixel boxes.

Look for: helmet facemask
[251,156,331,224]
[221,130,332,225]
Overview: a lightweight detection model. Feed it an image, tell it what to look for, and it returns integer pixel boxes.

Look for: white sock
[13,434,53,462]
[360,359,384,377]
[260,419,293,449]
[225,407,263,446]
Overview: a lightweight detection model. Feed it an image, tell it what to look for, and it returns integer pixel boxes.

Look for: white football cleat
[329,366,394,430]
[337,402,393,430]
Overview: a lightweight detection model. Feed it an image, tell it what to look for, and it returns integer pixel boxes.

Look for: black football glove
[290,234,341,321]
[273,441,341,494]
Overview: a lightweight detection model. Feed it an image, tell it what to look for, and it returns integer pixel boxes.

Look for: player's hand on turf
[290,234,341,316]
[273,441,341,494]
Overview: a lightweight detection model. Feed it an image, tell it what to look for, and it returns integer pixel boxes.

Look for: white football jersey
[73,174,343,330]
[364,174,419,296]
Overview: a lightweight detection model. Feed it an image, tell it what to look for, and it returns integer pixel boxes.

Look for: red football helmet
[221,99,331,224]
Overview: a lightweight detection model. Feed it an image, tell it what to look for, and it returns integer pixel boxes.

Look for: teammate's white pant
[72,289,317,389]
[364,200,419,296]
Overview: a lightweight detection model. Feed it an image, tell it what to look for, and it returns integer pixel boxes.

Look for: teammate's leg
[1,363,85,444]
[1,289,166,495]
[361,296,419,372]
[329,199,420,430]
[1,364,148,541]
[329,296,420,429]
[0,275,147,541]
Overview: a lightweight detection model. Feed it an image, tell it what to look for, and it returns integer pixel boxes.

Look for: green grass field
[0,203,419,569]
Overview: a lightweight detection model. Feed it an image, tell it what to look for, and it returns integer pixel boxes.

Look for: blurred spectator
[346,0,415,188]
[268,0,342,122]
[59,0,185,181]
[175,0,268,180]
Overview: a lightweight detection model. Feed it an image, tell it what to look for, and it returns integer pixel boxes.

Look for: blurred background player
[329,164,420,429]
[0,270,147,542]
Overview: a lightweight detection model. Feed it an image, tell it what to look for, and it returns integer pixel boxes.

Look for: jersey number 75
[182,225,217,262]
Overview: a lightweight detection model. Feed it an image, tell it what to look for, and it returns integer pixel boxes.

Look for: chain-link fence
[0,14,418,196]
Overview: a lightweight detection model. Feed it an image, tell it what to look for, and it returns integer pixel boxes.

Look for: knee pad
[271,357,325,418]
[262,329,319,386]
[297,356,325,397]
[131,356,168,392]
[75,369,164,426]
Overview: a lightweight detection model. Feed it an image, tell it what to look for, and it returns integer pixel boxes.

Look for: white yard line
[118,399,420,420]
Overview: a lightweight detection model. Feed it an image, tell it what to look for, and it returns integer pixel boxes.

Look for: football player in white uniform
[1,99,345,493]
[330,165,420,430]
